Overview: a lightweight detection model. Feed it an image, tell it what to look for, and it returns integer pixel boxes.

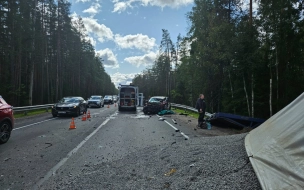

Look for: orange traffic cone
[87,110,91,118]
[69,117,76,129]
[114,103,117,107]
[107,104,110,108]
[82,112,87,121]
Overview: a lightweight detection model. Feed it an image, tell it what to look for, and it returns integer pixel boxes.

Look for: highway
[0,105,199,189]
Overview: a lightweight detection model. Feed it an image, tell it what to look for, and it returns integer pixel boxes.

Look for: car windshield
[91,97,100,100]
[149,97,165,102]
[60,98,79,103]
[104,96,111,98]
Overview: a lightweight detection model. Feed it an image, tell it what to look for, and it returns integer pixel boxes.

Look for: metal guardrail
[171,103,213,118]
[13,104,54,115]
[12,102,212,117]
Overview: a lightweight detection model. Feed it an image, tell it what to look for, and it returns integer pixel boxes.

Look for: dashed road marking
[33,113,115,189]
[13,118,57,131]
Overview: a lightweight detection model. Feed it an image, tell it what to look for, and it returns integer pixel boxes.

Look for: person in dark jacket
[195,94,206,128]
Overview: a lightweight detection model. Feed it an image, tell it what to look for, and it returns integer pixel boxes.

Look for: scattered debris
[45,143,53,148]
[164,168,177,176]
[164,182,171,188]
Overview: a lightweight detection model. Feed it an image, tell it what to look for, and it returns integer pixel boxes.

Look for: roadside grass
[14,109,50,118]
[171,107,199,119]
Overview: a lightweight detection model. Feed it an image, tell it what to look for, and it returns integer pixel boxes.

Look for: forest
[132,0,304,119]
[0,0,117,106]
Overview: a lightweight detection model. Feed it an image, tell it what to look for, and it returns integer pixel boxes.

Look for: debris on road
[164,168,177,176]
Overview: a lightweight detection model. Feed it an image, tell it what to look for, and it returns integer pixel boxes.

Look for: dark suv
[143,96,171,114]
[51,96,87,117]
[0,96,14,144]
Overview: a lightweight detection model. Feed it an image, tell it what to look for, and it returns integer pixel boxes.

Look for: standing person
[195,94,206,129]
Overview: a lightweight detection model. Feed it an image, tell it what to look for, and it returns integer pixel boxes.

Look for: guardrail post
[46,107,49,112]
[24,111,28,116]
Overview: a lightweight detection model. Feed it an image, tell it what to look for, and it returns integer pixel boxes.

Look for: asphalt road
[0,105,198,190]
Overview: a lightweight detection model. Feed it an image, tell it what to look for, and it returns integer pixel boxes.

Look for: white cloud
[112,0,193,12]
[110,72,138,87]
[82,17,114,42]
[115,34,156,52]
[124,52,157,67]
[113,1,132,13]
[141,0,193,8]
[85,36,96,47]
[83,3,101,15]
[76,0,91,3]
[96,48,119,68]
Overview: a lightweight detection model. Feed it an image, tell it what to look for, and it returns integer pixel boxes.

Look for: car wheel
[102,103,104,107]
[0,121,12,144]
[52,113,57,117]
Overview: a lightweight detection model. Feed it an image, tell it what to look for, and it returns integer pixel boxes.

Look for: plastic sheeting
[245,93,304,190]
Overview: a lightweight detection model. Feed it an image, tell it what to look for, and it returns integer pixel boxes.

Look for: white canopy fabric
[245,92,304,190]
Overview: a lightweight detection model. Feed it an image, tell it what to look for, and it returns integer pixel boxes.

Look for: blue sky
[69,0,194,87]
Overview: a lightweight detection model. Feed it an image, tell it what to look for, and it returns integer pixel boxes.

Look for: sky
[69,0,194,87]
[69,0,256,88]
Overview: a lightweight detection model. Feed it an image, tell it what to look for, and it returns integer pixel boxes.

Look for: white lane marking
[33,117,112,189]
[13,118,57,131]
[156,114,189,140]
[180,132,189,140]
[164,120,180,132]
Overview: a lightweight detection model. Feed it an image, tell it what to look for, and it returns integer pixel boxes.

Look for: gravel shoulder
[41,113,261,190]
[163,113,253,137]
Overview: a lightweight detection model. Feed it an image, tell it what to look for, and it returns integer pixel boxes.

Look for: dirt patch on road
[162,113,253,137]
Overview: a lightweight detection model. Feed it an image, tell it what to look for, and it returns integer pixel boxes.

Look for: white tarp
[245,92,304,190]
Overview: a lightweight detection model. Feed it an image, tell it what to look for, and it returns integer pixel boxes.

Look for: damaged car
[143,96,171,114]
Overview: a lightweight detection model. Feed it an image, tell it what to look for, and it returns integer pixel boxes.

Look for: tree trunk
[269,78,272,117]
[29,0,38,105]
[228,69,234,113]
[276,47,279,103]
[251,72,254,118]
[29,64,34,105]
[243,75,251,116]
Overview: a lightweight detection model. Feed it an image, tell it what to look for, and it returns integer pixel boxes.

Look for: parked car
[0,95,14,144]
[87,95,104,108]
[103,95,113,104]
[143,96,171,114]
[113,95,118,103]
[51,96,87,117]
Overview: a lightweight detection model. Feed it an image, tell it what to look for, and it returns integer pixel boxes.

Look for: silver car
[87,95,104,108]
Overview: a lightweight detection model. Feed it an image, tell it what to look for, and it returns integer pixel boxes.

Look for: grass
[171,107,199,119]
[14,108,50,118]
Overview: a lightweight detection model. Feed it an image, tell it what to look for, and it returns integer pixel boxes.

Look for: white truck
[118,84,138,111]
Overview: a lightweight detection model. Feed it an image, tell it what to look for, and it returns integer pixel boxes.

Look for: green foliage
[0,0,117,106]
[133,0,304,119]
